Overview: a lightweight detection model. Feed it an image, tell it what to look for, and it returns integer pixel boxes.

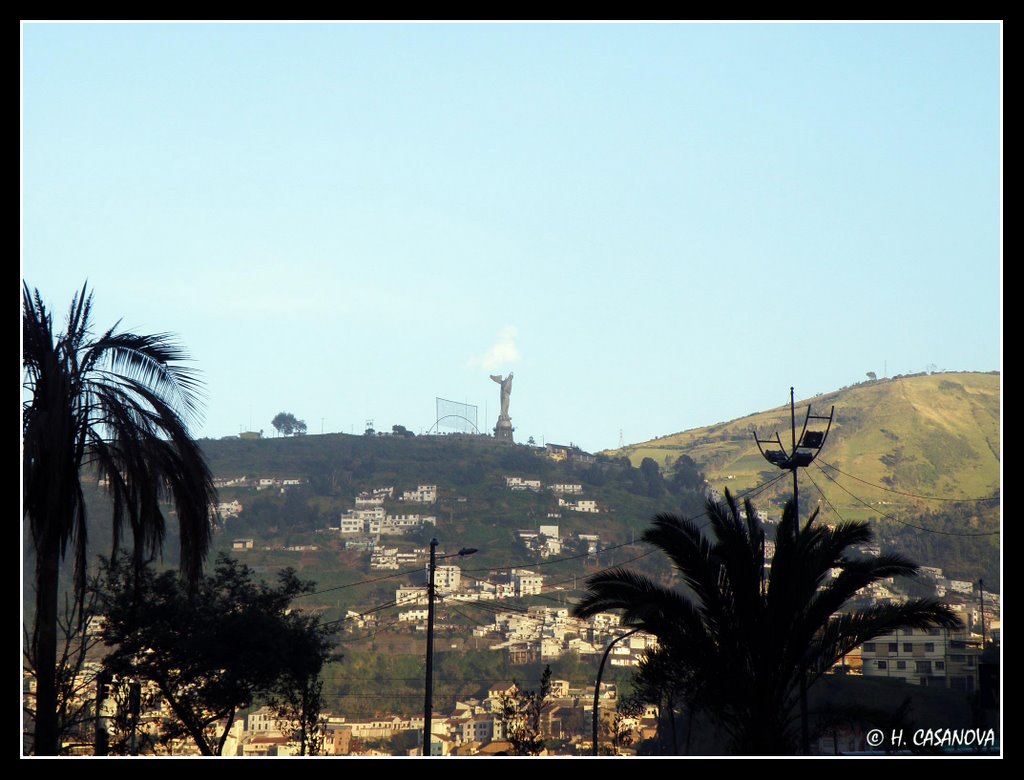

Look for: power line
[459,540,637,575]
[813,464,1000,537]
[296,565,425,599]
[817,459,999,503]
[804,469,847,524]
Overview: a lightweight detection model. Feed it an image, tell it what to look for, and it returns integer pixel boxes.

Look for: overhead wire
[817,458,999,503]
[295,565,425,599]
[804,469,848,524]
[813,463,1000,537]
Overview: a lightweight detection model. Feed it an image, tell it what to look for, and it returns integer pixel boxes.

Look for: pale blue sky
[22,22,1001,452]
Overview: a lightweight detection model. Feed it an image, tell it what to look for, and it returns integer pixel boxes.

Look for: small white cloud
[470,325,521,371]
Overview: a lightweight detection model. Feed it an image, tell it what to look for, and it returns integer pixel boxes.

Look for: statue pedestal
[493,418,515,443]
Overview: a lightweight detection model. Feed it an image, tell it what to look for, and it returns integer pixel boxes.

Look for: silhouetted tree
[573,491,961,754]
[272,412,306,436]
[99,555,335,756]
[23,283,215,755]
[499,665,552,755]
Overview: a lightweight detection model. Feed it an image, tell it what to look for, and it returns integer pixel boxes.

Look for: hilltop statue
[490,372,515,442]
[490,372,514,420]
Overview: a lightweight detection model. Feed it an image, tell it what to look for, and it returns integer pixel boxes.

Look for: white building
[549,483,582,494]
[340,515,366,534]
[383,514,437,534]
[399,609,430,622]
[432,565,462,594]
[217,500,243,518]
[401,485,437,503]
[861,626,981,690]
[505,476,543,491]
[512,569,543,597]
[949,579,975,595]
[396,586,429,606]
[355,492,386,507]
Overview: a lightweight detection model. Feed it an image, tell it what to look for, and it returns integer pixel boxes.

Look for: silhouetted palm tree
[23,283,216,755]
[573,491,961,755]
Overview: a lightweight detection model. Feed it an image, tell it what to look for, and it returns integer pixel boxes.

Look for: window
[916,660,932,674]
[925,643,935,652]
[897,661,907,670]
[951,654,965,662]
[928,628,941,636]
[903,643,913,652]
[877,661,887,670]
[864,643,876,652]
[936,661,945,670]
[888,643,898,653]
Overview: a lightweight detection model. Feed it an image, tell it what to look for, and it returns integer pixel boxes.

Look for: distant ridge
[607,372,1000,521]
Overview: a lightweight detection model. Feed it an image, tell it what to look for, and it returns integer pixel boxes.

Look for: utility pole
[979,578,987,648]
[423,541,477,756]
[423,538,437,757]
[592,628,641,755]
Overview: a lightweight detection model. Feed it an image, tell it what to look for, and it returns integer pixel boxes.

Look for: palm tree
[573,491,961,755]
[22,283,216,755]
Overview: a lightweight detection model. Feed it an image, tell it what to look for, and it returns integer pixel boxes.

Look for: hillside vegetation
[610,372,999,521]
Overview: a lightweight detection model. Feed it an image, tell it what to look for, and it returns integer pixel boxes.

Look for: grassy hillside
[610,372,1000,524]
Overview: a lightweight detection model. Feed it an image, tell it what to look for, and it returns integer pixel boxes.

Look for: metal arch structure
[426,415,481,435]
[754,400,834,472]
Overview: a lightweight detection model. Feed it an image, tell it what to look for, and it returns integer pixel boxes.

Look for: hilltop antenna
[619,429,624,449]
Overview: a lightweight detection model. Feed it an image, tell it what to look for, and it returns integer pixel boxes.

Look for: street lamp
[753,387,833,523]
[422,539,477,756]
[592,628,642,755]
[753,387,833,755]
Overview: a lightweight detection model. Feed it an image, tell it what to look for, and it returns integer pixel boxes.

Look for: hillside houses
[390,567,543,625]
[473,605,654,666]
[504,475,600,513]
[517,525,566,558]
[506,476,543,492]
[212,475,306,493]
[216,499,243,519]
[338,511,437,536]
[334,483,442,539]
[62,675,624,755]
[400,484,437,503]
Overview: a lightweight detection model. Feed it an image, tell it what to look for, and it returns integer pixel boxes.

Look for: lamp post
[592,628,642,756]
[753,387,834,755]
[422,539,477,756]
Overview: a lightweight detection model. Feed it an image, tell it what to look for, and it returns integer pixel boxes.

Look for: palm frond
[572,490,970,756]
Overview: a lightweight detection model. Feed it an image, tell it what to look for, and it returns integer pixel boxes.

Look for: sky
[21,22,1002,453]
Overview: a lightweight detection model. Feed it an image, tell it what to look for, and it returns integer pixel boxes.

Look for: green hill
[196,432,707,619]
[609,372,1000,521]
